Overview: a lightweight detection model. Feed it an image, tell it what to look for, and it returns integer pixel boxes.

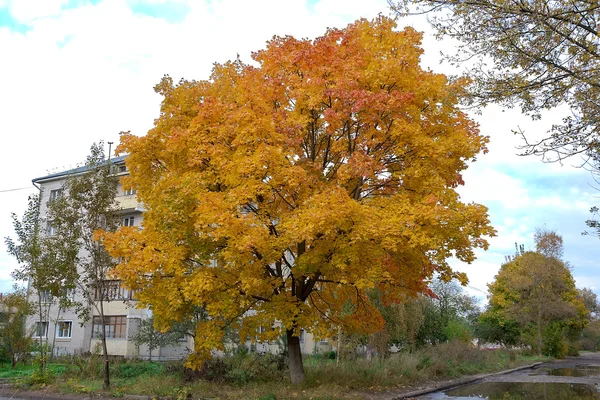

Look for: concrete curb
[0,385,113,400]
[380,362,543,400]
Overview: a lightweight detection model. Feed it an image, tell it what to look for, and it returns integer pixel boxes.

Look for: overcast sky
[1,0,599,301]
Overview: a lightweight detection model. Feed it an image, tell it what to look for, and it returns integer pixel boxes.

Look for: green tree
[487,250,585,356]
[475,310,521,347]
[5,194,58,375]
[131,317,184,361]
[47,142,120,389]
[371,292,425,351]
[416,279,479,345]
[392,0,600,164]
[0,287,35,368]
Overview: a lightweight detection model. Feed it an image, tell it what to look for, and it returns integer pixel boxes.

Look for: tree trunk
[99,300,110,389]
[537,313,543,357]
[37,293,45,376]
[50,306,62,362]
[336,326,341,365]
[11,354,16,368]
[286,329,305,384]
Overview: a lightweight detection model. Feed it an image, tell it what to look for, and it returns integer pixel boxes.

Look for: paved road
[416,353,600,399]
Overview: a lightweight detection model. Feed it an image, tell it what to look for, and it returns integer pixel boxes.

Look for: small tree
[0,287,35,368]
[6,194,61,375]
[48,142,120,389]
[132,317,184,361]
[578,288,600,318]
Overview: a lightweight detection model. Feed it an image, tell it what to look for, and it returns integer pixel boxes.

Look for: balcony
[116,195,145,212]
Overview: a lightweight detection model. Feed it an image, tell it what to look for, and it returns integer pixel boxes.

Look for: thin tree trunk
[537,310,543,357]
[37,292,45,376]
[286,329,305,384]
[99,298,110,389]
[49,305,62,362]
[336,326,341,365]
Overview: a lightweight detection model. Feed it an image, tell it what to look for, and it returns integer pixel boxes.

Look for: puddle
[420,382,600,399]
[530,366,600,377]
[548,366,600,377]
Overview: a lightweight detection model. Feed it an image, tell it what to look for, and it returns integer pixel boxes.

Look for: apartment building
[28,156,189,360]
[28,156,331,359]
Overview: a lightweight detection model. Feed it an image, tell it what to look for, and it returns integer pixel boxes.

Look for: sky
[0,0,599,302]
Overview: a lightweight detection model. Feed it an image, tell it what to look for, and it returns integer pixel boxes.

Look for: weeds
[1,341,545,399]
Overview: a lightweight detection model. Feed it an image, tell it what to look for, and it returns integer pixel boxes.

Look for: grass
[1,342,548,400]
[0,363,65,379]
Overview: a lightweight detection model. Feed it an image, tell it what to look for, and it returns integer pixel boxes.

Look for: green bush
[443,319,473,343]
[543,323,568,358]
[25,369,55,385]
[567,341,580,357]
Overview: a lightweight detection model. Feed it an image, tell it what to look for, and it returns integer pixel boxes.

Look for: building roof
[32,155,127,184]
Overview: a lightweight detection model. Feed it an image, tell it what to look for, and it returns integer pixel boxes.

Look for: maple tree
[100,16,494,383]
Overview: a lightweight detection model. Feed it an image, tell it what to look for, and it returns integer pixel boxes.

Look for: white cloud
[459,168,531,208]
[1,0,600,301]
[6,0,69,23]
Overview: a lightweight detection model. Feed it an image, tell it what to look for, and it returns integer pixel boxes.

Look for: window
[123,188,137,196]
[92,316,127,339]
[62,288,76,301]
[49,189,63,201]
[94,280,134,301]
[39,289,52,304]
[122,216,135,227]
[46,222,56,236]
[56,321,72,338]
[118,165,127,173]
[34,321,48,338]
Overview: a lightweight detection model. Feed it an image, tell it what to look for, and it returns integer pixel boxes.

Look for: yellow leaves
[101,15,495,371]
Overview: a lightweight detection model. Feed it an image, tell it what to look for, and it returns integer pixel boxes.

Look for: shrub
[25,369,54,385]
[543,323,568,358]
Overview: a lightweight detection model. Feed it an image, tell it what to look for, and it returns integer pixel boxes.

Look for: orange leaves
[101,15,494,370]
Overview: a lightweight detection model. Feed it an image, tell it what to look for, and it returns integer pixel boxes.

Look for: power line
[466,285,488,295]
[0,186,31,193]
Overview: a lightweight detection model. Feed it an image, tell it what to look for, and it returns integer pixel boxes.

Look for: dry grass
[13,342,546,400]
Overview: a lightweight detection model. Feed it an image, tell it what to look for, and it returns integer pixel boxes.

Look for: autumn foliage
[100,16,494,382]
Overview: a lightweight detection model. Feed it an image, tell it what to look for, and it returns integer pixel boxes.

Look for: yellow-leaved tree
[100,16,494,384]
